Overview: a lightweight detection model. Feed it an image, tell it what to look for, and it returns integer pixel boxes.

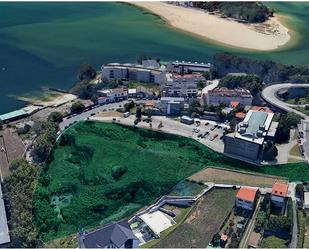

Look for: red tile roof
[236,187,257,202]
[235,112,246,119]
[230,101,240,108]
[221,234,228,241]
[272,182,289,197]
[251,106,272,113]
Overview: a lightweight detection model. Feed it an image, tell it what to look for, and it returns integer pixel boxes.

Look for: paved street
[288,182,298,249]
[0,183,10,245]
[261,83,309,119]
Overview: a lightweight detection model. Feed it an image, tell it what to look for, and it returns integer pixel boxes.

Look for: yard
[33,121,309,242]
[188,167,288,187]
[153,188,236,248]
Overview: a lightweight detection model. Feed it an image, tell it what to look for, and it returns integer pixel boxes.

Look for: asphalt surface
[261,83,309,119]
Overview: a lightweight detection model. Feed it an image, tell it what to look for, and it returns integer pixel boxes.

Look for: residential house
[235,187,258,211]
[97,88,128,104]
[304,192,309,210]
[78,220,140,248]
[271,182,289,212]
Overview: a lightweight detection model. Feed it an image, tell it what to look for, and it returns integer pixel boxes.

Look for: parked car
[213,134,219,139]
[205,122,209,126]
[204,131,209,136]
[210,126,216,131]
[197,134,202,138]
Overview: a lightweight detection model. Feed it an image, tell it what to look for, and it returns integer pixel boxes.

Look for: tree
[136,106,142,120]
[286,112,302,127]
[0,120,3,130]
[48,112,63,123]
[263,141,278,161]
[3,158,40,247]
[71,101,85,114]
[197,81,206,90]
[77,64,97,81]
[124,101,135,112]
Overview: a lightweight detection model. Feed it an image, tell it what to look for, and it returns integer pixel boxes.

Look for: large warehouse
[224,110,278,162]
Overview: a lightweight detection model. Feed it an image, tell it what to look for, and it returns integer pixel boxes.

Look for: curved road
[261,83,309,119]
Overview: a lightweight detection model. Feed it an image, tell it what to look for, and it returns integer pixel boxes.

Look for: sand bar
[132,2,291,51]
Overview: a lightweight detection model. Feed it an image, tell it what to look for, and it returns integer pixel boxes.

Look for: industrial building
[167,60,211,74]
[101,63,165,84]
[203,87,253,107]
[224,110,278,162]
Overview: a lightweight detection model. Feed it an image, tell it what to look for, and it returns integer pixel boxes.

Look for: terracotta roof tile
[272,182,289,197]
[236,187,257,202]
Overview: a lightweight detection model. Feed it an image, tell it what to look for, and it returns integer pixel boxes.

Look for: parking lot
[90,114,228,153]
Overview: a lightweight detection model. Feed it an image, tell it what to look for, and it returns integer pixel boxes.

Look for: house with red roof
[236,187,258,211]
[271,182,289,211]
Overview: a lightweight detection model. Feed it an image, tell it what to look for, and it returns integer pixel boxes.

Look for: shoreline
[130,2,292,51]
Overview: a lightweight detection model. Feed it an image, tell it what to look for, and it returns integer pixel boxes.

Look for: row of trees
[213,52,309,83]
[3,159,41,247]
[193,2,273,23]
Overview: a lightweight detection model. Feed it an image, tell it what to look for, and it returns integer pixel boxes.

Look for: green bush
[111,166,128,180]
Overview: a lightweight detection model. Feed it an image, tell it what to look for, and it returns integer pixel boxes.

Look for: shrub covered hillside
[193,2,273,23]
[33,121,309,241]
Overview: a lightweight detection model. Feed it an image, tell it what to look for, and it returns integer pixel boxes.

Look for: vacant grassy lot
[154,188,236,248]
[188,167,288,187]
[262,236,288,248]
[33,121,309,242]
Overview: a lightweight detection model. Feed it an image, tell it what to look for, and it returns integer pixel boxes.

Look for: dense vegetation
[213,53,309,83]
[3,159,40,247]
[193,2,273,23]
[218,74,263,95]
[33,121,309,241]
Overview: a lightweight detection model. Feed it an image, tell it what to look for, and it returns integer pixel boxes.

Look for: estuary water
[0,2,309,114]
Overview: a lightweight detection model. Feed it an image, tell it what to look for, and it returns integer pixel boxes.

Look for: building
[142,59,160,69]
[0,183,10,245]
[220,234,228,247]
[97,88,128,104]
[224,110,278,162]
[304,192,309,210]
[101,63,165,84]
[180,115,194,125]
[271,182,289,212]
[139,211,175,238]
[161,73,204,98]
[158,97,185,115]
[167,60,211,74]
[78,220,139,248]
[204,87,253,107]
[235,187,258,211]
[0,105,42,123]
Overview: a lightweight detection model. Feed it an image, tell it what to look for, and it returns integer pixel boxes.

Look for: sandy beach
[132,2,291,51]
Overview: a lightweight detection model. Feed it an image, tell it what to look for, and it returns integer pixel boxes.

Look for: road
[261,83,309,119]
[0,183,10,244]
[59,100,154,131]
[288,182,298,249]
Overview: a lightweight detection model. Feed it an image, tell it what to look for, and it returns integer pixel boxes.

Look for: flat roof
[235,110,274,144]
[0,183,10,244]
[0,109,27,121]
[139,211,175,236]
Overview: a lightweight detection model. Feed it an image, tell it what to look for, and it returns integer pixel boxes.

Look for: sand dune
[132,2,291,51]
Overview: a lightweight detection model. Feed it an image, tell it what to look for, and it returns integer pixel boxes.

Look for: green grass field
[33,121,309,241]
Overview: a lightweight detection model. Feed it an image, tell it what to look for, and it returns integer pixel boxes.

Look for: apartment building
[101,63,165,84]
[167,60,211,74]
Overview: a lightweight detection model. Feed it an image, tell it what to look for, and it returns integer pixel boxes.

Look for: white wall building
[101,63,165,84]
[97,88,128,104]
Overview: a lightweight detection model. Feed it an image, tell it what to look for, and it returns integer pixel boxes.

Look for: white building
[224,110,277,161]
[97,88,128,104]
[101,63,165,84]
[158,97,185,115]
[139,211,176,238]
[161,73,204,97]
[304,192,309,209]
